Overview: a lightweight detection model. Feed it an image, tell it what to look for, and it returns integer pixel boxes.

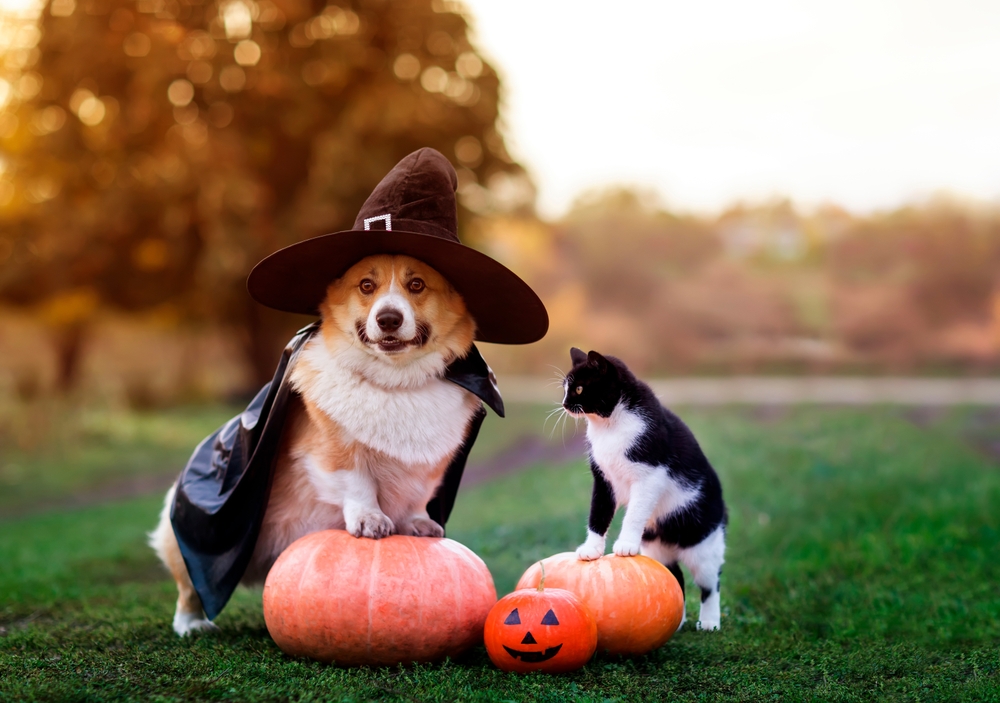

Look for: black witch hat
[247,148,548,344]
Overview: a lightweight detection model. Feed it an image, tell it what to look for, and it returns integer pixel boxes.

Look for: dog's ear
[569,347,588,366]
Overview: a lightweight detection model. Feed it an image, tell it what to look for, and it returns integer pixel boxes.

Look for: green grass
[0,402,238,515]
[2,407,1000,701]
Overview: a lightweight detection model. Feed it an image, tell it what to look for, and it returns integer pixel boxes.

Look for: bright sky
[462,0,1000,217]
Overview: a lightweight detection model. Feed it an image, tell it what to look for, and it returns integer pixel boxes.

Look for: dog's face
[320,255,475,365]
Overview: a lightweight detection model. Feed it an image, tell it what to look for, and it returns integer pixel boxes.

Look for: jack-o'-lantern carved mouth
[502,643,563,663]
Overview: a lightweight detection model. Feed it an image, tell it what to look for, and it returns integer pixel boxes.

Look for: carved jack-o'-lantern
[484,577,597,674]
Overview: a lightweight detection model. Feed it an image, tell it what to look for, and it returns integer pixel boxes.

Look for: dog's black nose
[376,309,403,332]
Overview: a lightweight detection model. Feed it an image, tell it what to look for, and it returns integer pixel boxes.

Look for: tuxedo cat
[564,348,727,630]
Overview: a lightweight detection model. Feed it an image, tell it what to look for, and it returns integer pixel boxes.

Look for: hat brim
[247,230,549,345]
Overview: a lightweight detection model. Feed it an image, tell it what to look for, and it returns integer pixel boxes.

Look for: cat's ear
[570,347,588,366]
[587,350,611,375]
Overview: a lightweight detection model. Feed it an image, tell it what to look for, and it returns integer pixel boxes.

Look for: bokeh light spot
[123,32,151,57]
[219,65,246,92]
[454,135,482,167]
[77,96,106,126]
[173,104,198,125]
[182,31,217,60]
[17,72,42,100]
[26,176,59,202]
[167,79,194,107]
[233,39,261,66]
[420,65,447,93]
[0,80,12,110]
[426,30,453,56]
[30,105,66,134]
[455,51,482,79]
[221,0,253,41]
[393,53,420,80]
[49,0,75,17]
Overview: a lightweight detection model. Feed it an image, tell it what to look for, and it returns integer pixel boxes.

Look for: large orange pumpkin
[263,530,497,665]
[484,582,597,674]
[516,553,683,656]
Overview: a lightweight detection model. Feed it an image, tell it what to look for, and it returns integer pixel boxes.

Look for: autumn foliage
[1,3,999,401]
[0,0,526,388]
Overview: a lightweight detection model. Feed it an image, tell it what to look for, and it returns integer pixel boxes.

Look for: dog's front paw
[576,543,604,561]
[401,516,444,538]
[612,538,641,557]
[348,510,395,539]
[173,611,219,637]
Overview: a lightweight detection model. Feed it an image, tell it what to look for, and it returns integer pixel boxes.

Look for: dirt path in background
[460,434,587,487]
[2,472,178,521]
[9,404,1000,521]
[2,434,589,521]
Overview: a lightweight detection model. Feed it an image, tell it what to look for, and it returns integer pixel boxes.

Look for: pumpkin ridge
[412,535,429,654]
[366,537,379,658]
[297,535,325,652]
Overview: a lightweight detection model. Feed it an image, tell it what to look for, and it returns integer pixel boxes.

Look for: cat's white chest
[585,403,648,498]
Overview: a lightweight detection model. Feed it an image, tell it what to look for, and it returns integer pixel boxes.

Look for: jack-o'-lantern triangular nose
[521,631,537,645]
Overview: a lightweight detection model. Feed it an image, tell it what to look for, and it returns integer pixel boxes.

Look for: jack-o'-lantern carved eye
[541,609,559,625]
[504,609,520,625]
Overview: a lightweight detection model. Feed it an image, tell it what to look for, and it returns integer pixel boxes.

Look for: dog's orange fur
[152,255,478,634]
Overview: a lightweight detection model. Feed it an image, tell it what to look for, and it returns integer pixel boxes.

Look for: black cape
[169,322,504,620]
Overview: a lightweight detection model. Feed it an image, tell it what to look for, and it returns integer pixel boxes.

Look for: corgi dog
[150,254,479,636]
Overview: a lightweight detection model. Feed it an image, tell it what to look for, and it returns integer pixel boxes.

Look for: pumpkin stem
[537,561,546,591]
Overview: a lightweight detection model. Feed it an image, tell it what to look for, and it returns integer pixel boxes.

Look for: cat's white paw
[576,543,604,561]
[697,617,720,631]
[347,510,394,539]
[173,611,219,637]
[401,516,444,538]
[613,539,641,557]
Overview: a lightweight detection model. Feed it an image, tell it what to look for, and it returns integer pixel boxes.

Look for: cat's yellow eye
[575,386,583,395]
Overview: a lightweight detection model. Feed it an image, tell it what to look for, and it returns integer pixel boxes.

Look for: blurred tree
[0,0,528,389]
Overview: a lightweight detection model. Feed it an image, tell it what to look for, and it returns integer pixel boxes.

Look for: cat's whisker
[546,408,565,439]
[543,404,566,435]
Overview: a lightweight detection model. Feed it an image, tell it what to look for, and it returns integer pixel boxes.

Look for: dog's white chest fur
[296,342,475,466]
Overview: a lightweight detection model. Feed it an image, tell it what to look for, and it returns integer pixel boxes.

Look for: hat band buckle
[364,214,392,231]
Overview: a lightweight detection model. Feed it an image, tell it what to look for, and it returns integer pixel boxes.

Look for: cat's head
[563,347,622,418]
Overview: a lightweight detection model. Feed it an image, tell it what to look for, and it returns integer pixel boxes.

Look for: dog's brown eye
[575,386,583,395]
[359,279,375,294]
[408,278,425,293]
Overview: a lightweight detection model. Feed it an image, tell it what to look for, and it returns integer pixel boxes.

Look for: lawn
[1,406,999,701]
